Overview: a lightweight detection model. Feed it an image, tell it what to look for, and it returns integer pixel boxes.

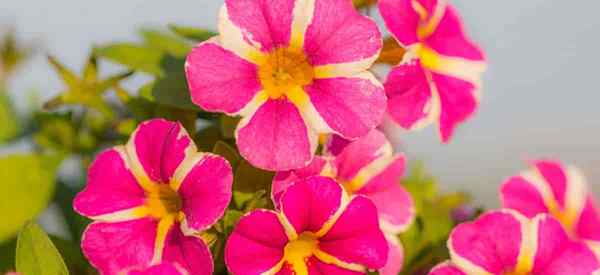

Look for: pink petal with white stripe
[73,149,145,218]
[272,157,328,208]
[379,238,404,275]
[306,257,364,275]
[377,0,420,46]
[128,263,187,275]
[428,262,467,275]
[303,0,381,65]
[384,61,436,131]
[236,99,314,171]
[533,160,568,208]
[306,77,386,139]
[319,196,389,269]
[81,219,157,275]
[433,72,478,142]
[500,176,550,218]
[162,226,214,275]
[185,41,261,114]
[225,210,288,275]
[333,129,389,181]
[575,198,600,242]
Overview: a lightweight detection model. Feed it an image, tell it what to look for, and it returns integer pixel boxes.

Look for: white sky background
[1,0,599,207]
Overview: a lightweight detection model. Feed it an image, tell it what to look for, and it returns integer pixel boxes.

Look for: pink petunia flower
[73,119,233,275]
[378,0,486,142]
[500,160,600,257]
[225,176,389,275]
[127,263,189,275]
[272,129,415,275]
[185,0,386,171]
[430,209,600,275]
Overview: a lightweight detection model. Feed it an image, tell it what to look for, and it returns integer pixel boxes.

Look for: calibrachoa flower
[430,209,600,275]
[127,263,188,275]
[225,176,389,275]
[272,129,415,275]
[185,0,386,171]
[500,160,600,257]
[73,119,233,275]
[378,0,486,142]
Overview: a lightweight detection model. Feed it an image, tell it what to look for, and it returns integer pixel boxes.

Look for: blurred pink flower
[273,129,415,275]
[185,0,386,171]
[74,119,233,275]
[430,210,600,275]
[378,0,486,142]
[501,159,600,257]
[225,176,389,275]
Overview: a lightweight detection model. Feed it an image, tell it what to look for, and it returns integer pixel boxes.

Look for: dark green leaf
[219,115,240,139]
[16,222,69,275]
[212,141,240,169]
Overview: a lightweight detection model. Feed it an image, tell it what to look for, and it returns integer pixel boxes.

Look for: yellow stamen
[144,184,183,220]
[283,232,319,275]
[258,47,314,100]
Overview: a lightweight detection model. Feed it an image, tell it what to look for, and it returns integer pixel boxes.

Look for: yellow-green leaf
[95,43,165,76]
[0,92,19,143]
[140,29,192,58]
[168,24,216,42]
[16,222,69,275]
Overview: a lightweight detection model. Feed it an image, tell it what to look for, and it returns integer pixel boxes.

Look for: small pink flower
[127,263,188,275]
[225,176,389,275]
[273,129,415,275]
[500,159,600,257]
[430,210,600,275]
[185,0,386,171]
[378,0,486,142]
[74,119,233,275]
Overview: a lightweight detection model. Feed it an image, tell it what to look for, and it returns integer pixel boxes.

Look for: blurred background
[1,0,599,208]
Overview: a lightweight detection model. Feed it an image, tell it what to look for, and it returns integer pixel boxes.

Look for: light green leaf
[0,154,61,241]
[95,43,165,76]
[0,92,19,143]
[168,24,217,42]
[16,222,69,275]
[140,29,192,58]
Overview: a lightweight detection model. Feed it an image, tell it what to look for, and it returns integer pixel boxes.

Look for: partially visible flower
[430,210,600,275]
[127,263,188,275]
[185,0,386,171]
[225,176,389,275]
[272,129,415,275]
[500,160,600,256]
[378,0,486,142]
[74,119,233,275]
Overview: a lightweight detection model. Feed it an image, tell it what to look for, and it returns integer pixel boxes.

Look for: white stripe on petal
[218,4,266,64]
[89,206,149,222]
[169,152,206,192]
[289,0,316,49]
[564,166,589,223]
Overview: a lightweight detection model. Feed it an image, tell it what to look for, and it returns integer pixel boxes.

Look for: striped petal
[428,262,467,275]
[333,129,392,182]
[272,156,328,208]
[379,237,404,275]
[162,227,213,275]
[378,0,420,47]
[128,263,188,275]
[433,72,478,142]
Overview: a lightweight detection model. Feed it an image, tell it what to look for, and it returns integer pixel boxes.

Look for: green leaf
[0,92,19,143]
[219,115,240,139]
[213,141,240,169]
[233,160,274,209]
[16,222,69,275]
[140,29,192,58]
[0,154,61,241]
[168,24,217,42]
[95,43,165,76]
[195,125,222,152]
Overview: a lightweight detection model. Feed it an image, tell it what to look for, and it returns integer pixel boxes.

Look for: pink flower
[185,0,386,171]
[74,119,233,275]
[272,129,415,275]
[225,176,389,275]
[127,263,188,275]
[378,0,486,142]
[430,210,600,275]
[500,160,600,257]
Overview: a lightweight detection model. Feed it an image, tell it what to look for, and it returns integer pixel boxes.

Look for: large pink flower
[272,129,415,275]
[74,119,233,275]
[500,160,600,257]
[378,0,486,142]
[430,210,600,275]
[225,176,389,275]
[185,0,386,171]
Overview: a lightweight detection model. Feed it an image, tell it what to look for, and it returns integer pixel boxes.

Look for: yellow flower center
[258,47,314,100]
[283,232,319,274]
[145,184,183,220]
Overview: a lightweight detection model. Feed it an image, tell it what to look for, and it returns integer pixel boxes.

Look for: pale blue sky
[2,0,599,206]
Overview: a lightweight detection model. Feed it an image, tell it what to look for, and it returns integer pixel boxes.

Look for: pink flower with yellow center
[272,129,415,275]
[225,176,389,275]
[74,119,233,275]
[429,210,600,275]
[500,160,600,257]
[378,0,486,142]
[185,0,386,171]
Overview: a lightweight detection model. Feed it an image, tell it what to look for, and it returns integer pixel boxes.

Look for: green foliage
[0,29,32,84]
[167,24,217,42]
[95,44,164,76]
[16,222,69,275]
[0,92,19,143]
[0,154,61,242]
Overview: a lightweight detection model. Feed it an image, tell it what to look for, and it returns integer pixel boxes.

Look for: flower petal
[379,237,404,275]
[433,72,478,142]
[74,148,146,220]
[576,197,600,242]
[306,75,386,139]
[303,0,381,67]
[448,210,524,274]
[175,153,233,232]
[185,41,262,115]
[236,99,315,171]
[279,177,344,236]
[332,129,390,182]
[272,157,328,209]
[81,219,157,275]
[500,176,550,218]
[127,119,195,184]
[385,61,438,131]
[225,210,288,275]
[428,262,467,275]
[162,227,213,275]
[319,196,389,269]
[128,263,187,275]
[533,160,568,208]
[307,257,363,275]
[377,0,420,47]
